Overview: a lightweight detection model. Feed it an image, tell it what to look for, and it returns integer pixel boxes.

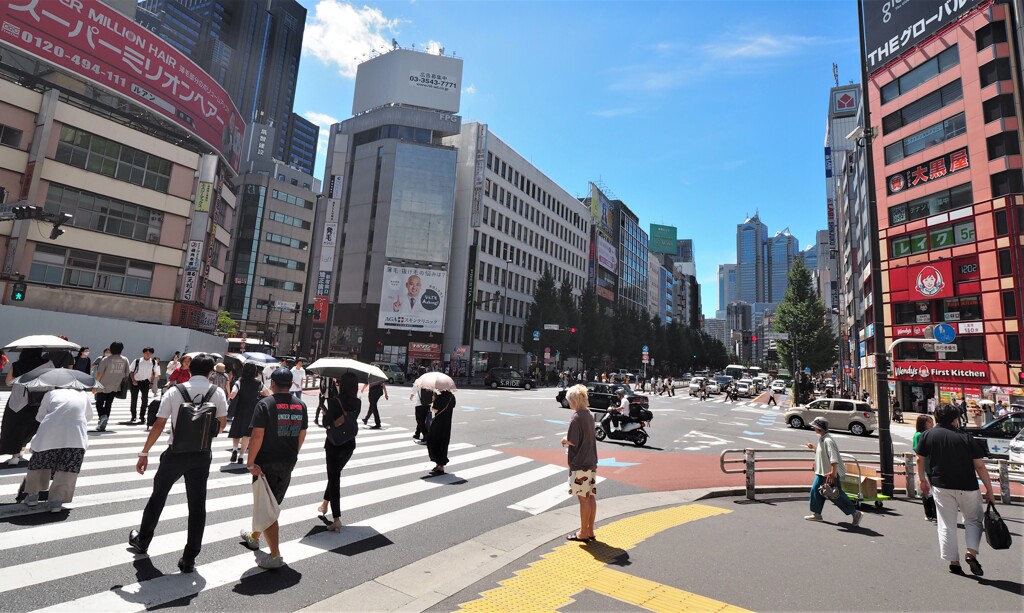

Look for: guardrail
[720,447,1022,504]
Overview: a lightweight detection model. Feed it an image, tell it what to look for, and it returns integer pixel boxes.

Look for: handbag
[983,502,1012,550]
[325,397,359,446]
[818,481,841,500]
[922,494,936,520]
[251,474,280,532]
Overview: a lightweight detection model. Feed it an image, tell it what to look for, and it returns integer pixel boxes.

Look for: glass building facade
[385,143,458,263]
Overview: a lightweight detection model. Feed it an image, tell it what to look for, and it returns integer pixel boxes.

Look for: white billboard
[597,236,618,273]
[378,265,448,333]
[353,50,463,114]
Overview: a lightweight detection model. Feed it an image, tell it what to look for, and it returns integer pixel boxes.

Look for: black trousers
[130,380,152,421]
[365,392,382,427]
[323,439,356,519]
[137,450,212,561]
[95,392,116,419]
[414,404,428,437]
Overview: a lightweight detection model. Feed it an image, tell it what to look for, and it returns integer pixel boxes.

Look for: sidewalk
[301,488,1024,612]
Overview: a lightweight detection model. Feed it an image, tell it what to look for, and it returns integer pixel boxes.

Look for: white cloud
[702,34,823,60]
[463,84,477,95]
[424,39,443,55]
[303,110,341,152]
[303,1,401,78]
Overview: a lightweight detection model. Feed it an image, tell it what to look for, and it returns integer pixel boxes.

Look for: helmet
[615,388,626,397]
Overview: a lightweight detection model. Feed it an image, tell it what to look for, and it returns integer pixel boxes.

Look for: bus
[226,338,273,354]
[748,366,763,379]
[724,364,745,380]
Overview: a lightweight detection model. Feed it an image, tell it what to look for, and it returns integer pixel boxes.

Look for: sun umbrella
[413,372,457,392]
[306,358,387,384]
[14,368,99,391]
[184,351,224,361]
[237,351,279,366]
[3,335,81,352]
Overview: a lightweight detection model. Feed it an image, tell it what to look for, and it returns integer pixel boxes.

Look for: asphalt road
[0,385,922,611]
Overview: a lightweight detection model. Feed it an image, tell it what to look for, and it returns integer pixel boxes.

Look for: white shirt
[290,367,305,393]
[130,357,157,382]
[156,375,228,446]
[32,389,94,452]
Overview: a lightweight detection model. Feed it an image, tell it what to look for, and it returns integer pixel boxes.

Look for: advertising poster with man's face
[378,265,447,333]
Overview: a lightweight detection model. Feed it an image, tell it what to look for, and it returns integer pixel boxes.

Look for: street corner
[450,503,747,613]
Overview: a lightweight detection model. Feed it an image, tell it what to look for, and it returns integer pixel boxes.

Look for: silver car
[784,398,877,436]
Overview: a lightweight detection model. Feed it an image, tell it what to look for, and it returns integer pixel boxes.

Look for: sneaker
[49,500,63,513]
[24,494,39,507]
[230,449,238,463]
[851,510,863,526]
[255,550,284,569]
[239,530,260,551]
[177,557,195,573]
[128,529,148,555]
[803,514,823,521]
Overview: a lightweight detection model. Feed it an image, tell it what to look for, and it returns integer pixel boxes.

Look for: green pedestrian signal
[11,281,26,301]
[305,304,314,315]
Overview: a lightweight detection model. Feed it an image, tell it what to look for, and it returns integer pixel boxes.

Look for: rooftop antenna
[391,38,398,50]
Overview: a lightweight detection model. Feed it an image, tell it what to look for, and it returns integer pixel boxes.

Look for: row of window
[55,126,172,193]
[486,151,586,233]
[881,45,959,105]
[29,244,153,296]
[474,318,523,345]
[266,232,307,249]
[353,125,434,148]
[884,112,966,165]
[882,80,962,135]
[259,277,303,292]
[268,210,311,230]
[478,228,585,292]
[890,220,975,257]
[481,205,585,286]
[895,288,1019,328]
[888,183,972,225]
[270,189,313,210]
[263,254,305,271]
[897,332,1023,362]
[485,178,586,252]
[476,289,529,319]
[43,183,165,244]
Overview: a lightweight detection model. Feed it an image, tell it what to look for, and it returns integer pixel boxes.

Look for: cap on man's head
[270,368,293,386]
[810,417,830,432]
[616,388,626,396]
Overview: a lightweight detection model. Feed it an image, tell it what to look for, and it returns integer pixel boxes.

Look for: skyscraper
[736,214,768,304]
[717,263,736,316]
[767,228,798,302]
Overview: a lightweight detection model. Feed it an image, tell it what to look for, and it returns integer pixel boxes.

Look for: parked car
[484,368,535,390]
[556,382,649,413]
[770,379,786,394]
[371,362,406,384]
[963,411,1024,459]
[736,379,754,398]
[783,398,877,436]
[1008,430,1024,470]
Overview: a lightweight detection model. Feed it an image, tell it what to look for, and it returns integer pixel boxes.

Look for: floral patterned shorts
[568,469,597,497]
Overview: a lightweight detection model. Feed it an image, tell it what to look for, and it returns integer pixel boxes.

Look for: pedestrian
[165,352,181,380]
[561,384,597,542]
[129,354,228,573]
[263,357,287,382]
[23,386,94,512]
[2,348,51,465]
[315,375,328,426]
[72,348,91,375]
[915,403,995,576]
[804,417,862,525]
[316,373,360,532]
[94,341,129,432]
[209,362,230,398]
[165,355,192,389]
[128,347,157,425]
[289,359,306,399]
[412,385,432,442]
[767,388,777,406]
[241,368,308,569]
[227,362,269,465]
[360,379,387,429]
[914,414,936,521]
[667,377,675,397]
[426,389,456,475]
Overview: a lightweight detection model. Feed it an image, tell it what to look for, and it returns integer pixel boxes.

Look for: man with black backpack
[128,355,227,573]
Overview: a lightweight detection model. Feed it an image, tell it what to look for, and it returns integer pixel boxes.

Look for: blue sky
[292,0,862,318]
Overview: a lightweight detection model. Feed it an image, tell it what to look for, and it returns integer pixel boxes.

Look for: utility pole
[264,293,274,349]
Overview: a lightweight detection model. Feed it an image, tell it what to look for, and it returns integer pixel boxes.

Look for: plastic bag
[252,474,280,533]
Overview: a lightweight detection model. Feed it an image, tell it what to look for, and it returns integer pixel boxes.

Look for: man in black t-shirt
[916,403,995,577]
[243,368,307,569]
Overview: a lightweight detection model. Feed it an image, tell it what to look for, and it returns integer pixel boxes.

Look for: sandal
[566,532,587,542]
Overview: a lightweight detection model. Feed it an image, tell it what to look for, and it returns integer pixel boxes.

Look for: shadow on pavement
[579,540,631,567]
[232,565,302,596]
[967,576,1024,596]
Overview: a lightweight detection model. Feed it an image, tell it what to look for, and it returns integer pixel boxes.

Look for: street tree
[521,268,563,366]
[216,310,239,336]
[773,259,837,404]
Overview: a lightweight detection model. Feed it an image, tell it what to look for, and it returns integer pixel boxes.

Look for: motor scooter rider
[601,388,631,432]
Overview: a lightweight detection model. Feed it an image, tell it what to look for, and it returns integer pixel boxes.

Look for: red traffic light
[570,327,577,334]
[751,335,757,342]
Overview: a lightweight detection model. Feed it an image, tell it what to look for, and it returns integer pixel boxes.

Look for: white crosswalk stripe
[0,392,578,610]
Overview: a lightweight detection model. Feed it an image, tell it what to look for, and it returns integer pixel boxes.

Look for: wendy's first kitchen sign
[892,361,989,384]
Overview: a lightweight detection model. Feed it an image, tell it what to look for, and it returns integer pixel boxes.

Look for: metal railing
[720,447,1022,504]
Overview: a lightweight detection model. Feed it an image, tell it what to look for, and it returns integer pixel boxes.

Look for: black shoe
[230,449,238,463]
[369,425,382,429]
[177,557,195,573]
[949,563,966,575]
[128,529,147,555]
[965,554,983,576]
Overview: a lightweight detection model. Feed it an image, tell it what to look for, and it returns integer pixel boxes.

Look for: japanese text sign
[863,0,982,72]
[886,148,969,195]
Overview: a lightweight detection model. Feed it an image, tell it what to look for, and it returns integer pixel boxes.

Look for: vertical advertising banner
[463,244,478,345]
[471,124,487,228]
[315,197,341,309]
[378,266,447,333]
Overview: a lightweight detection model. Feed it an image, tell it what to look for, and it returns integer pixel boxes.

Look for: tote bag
[252,474,280,533]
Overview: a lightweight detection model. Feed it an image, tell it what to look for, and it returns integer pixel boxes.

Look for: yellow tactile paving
[458,503,749,612]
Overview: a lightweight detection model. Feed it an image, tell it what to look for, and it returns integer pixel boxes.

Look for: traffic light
[10,280,26,301]
[569,327,577,334]
[12,205,42,220]
[751,335,757,343]
[313,309,321,319]
[305,303,314,315]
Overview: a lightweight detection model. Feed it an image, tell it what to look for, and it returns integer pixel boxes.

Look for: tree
[216,310,239,336]
[521,268,563,366]
[773,260,837,404]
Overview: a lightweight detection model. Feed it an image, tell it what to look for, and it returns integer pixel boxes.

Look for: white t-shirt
[290,367,305,393]
[157,375,228,445]
[32,389,94,452]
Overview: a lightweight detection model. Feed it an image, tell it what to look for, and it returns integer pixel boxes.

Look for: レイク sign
[905,260,954,300]
[892,361,989,384]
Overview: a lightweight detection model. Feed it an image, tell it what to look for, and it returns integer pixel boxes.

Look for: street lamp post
[495,259,512,368]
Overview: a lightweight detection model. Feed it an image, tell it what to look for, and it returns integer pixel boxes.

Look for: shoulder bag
[326,397,359,446]
[984,502,1012,550]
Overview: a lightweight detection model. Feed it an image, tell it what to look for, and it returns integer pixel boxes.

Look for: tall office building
[586,184,648,313]
[136,0,312,169]
[717,263,737,317]
[767,228,799,302]
[736,214,768,304]
[617,202,650,313]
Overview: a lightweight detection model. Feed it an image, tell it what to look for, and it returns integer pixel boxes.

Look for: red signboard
[892,361,990,384]
[313,296,328,324]
[892,324,932,338]
[886,147,969,196]
[408,342,440,360]
[905,260,954,300]
[0,0,244,173]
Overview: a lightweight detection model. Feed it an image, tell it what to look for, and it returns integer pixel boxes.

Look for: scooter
[595,406,652,448]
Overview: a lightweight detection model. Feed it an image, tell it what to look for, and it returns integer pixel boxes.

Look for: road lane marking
[458,504,745,612]
[507,476,607,515]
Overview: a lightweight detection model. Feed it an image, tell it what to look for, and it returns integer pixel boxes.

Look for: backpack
[170,384,219,453]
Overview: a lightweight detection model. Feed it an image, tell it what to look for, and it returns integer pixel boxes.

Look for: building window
[990,170,1024,197]
[983,94,1016,123]
[882,80,962,134]
[270,189,313,209]
[259,277,303,292]
[987,132,1020,160]
[267,210,311,229]
[44,184,163,243]
[29,243,153,296]
[263,254,305,271]
[0,123,23,148]
[890,220,975,257]
[884,112,966,165]
[888,183,972,225]
[979,58,1012,88]
[997,248,1012,276]
[55,126,171,193]
[977,21,1008,51]
[265,232,307,249]
[939,295,982,322]
[894,301,932,324]
[994,209,1009,236]
[880,45,959,104]
[1008,334,1022,362]
[1003,290,1018,318]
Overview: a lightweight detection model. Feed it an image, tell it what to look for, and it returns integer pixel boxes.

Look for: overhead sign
[543,323,560,330]
[892,361,989,384]
[764,332,790,341]
[0,0,245,173]
[905,260,954,300]
[862,0,983,72]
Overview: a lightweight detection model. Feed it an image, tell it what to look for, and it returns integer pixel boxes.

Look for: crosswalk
[0,393,578,611]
